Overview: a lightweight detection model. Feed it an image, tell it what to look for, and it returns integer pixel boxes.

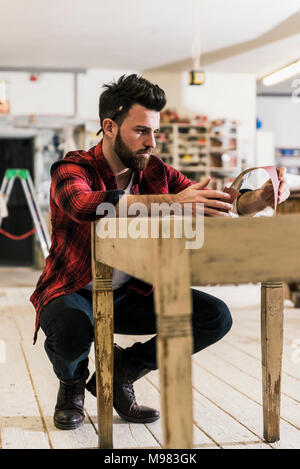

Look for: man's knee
[193,295,233,340]
[41,307,93,361]
[213,299,233,339]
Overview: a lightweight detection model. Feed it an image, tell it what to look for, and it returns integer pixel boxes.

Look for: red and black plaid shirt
[30,140,197,343]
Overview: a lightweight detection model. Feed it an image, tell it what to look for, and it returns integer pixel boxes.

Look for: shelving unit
[156,121,241,190]
[276,148,300,175]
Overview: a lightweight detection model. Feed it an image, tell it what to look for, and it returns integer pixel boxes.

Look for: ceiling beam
[144,12,300,73]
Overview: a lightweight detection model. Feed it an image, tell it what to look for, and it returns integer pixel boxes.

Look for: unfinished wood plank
[96,215,300,286]
[92,284,114,449]
[191,214,300,285]
[94,213,300,451]
[91,221,114,449]
[95,219,153,284]
[152,235,193,449]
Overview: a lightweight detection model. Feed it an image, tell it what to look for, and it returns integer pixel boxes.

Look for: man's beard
[114,130,151,172]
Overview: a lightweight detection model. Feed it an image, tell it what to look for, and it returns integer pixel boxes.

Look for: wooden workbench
[91,214,300,449]
[277,192,300,306]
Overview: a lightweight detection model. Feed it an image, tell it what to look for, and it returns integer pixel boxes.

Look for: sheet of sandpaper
[222,166,280,212]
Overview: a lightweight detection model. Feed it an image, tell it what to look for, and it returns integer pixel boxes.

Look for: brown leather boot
[54,379,86,430]
[86,345,160,424]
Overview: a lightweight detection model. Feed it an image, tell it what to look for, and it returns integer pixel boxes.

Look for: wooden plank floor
[0,268,299,449]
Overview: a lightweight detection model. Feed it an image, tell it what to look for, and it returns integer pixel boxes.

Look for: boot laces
[124,378,136,402]
[61,381,84,409]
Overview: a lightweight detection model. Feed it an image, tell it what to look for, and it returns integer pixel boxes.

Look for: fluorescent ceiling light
[262,60,300,86]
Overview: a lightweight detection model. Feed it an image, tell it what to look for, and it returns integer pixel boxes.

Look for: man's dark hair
[98,74,166,134]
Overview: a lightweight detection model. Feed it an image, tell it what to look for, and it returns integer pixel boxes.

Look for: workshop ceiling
[1,0,300,76]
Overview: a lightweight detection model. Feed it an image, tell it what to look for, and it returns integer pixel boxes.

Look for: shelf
[210,167,240,172]
[157,121,240,185]
[179,166,207,172]
[179,148,209,152]
[163,122,210,128]
[178,135,209,140]
[180,160,206,165]
[277,157,300,167]
[210,148,237,153]
[179,151,209,156]
[179,166,239,173]
[175,133,237,139]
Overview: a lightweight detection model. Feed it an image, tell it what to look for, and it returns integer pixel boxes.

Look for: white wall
[77,68,137,120]
[1,68,257,164]
[0,68,137,119]
[0,71,74,115]
[256,130,275,166]
[143,71,257,165]
[257,96,300,148]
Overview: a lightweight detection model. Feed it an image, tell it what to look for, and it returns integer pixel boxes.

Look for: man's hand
[237,166,290,216]
[176,176,233,217]
[259,166,290,208]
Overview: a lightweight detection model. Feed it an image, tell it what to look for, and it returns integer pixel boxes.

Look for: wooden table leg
[91,223,114,449]
[261,281,284,442]
[153,235,193,449]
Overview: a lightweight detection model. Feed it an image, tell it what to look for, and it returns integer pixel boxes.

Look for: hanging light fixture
[189,0,205,86]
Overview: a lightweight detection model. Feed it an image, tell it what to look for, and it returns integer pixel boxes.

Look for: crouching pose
[30,74,289,429]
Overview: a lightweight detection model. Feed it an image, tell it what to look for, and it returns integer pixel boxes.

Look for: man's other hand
[176,176,233,217]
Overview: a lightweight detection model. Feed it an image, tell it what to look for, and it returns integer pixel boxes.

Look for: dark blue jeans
[39,284,232,381]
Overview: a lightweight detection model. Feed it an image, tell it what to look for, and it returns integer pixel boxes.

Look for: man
[30,74,290,431]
